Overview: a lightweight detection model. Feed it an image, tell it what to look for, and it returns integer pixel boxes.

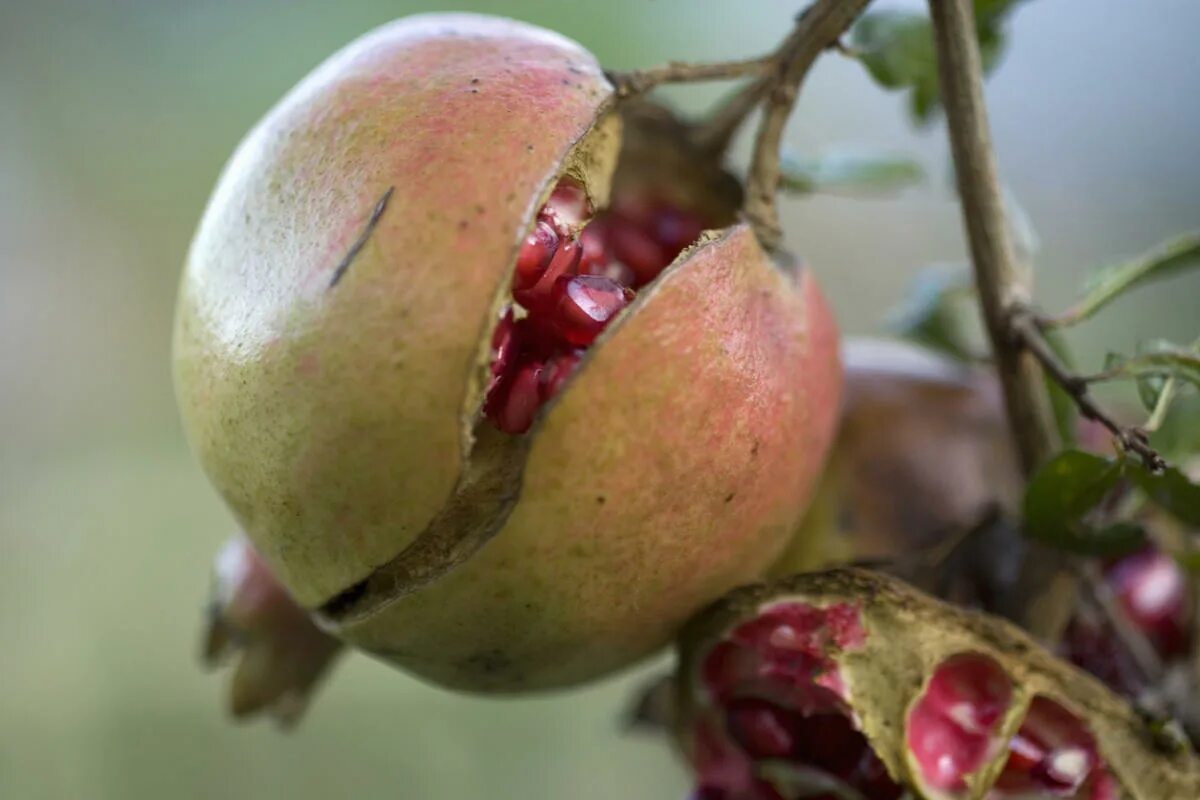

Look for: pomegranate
[673,568,1200,799]
[770,338,1021,575]
[773,340,1192,710]
[173,13,841,695]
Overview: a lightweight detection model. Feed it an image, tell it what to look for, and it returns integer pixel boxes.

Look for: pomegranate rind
[677,568,1200,799]
[331,224,843,690]
[174,14,615,605]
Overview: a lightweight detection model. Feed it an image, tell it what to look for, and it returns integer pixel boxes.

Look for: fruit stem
[742,0,873,253]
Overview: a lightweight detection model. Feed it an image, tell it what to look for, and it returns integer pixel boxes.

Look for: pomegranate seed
[546,179,590,224]
[1107,547,1190,658]
[921,653,1011,735]
[514,220,559,291]
[726,699,795,758]
[653,206,706,256]
[578,218,610,272]
[547,275,633,346]
[905,653,1010,792]
[790,712,867,777]
[514,236,582,311]
[994,696,1110,798]
[489,307,520,378]
[539,351,582,402]
[609,220,669,286]
[491,361,543,434]
[906,702,985,790]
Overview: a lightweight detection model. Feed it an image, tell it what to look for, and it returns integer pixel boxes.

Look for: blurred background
[1,0,1197,798]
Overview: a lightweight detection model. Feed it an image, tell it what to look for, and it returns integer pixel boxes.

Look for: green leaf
[1149,392,1200,459]
[1048,232,1200,327]
[851,11,939,123]
[1023,451,1143,556]
[886,265,979,360]
[850,1,1021,124]
[1128,463,1200,528]
[780,149,924,196]
[1095,344,1200,389]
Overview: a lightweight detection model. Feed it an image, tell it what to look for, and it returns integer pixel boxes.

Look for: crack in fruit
[484,178,708,433]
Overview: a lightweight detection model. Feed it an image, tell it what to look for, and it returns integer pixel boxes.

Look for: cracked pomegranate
[175,12,842,697]
[675,569,1200,800]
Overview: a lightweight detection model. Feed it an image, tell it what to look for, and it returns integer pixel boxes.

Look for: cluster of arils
[691,602,901,800]
[483,180,707,432]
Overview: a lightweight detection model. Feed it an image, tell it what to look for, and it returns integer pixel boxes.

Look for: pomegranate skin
[337,225,842,690]
[174,14,615,606]
[175,14,842,692]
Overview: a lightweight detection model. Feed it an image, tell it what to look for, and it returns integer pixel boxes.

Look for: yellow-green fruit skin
[174,14,613,606]
[175,14,843,692]
[340,226,842,690]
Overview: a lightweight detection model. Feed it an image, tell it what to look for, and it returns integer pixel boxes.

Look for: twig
[927,0,1060,475]
[1011,311,1168,473]
[606,56,775,98]
[743,0,873,252]
[690,75,773,157]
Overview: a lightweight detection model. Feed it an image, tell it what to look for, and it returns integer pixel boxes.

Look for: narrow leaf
[850,1,1019,124]
[886,265,979,361]
[1094,346,1200,389]
[1049,232,1200,327]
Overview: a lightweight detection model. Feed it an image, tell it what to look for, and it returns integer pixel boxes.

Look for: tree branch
[928,0,1076,642]
[606,56,775,98]
[1011,311,1168,472]
[690,75,774,158]
[743,0,874,253]
[927,0,1060,476]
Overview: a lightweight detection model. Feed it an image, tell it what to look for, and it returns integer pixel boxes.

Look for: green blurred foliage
[1,1,1198,798]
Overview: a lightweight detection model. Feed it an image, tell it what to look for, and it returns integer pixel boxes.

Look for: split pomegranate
[484,179,707,433]
[675,569,1200,800]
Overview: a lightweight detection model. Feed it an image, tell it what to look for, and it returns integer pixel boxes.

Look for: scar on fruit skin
[328,186,395,289]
